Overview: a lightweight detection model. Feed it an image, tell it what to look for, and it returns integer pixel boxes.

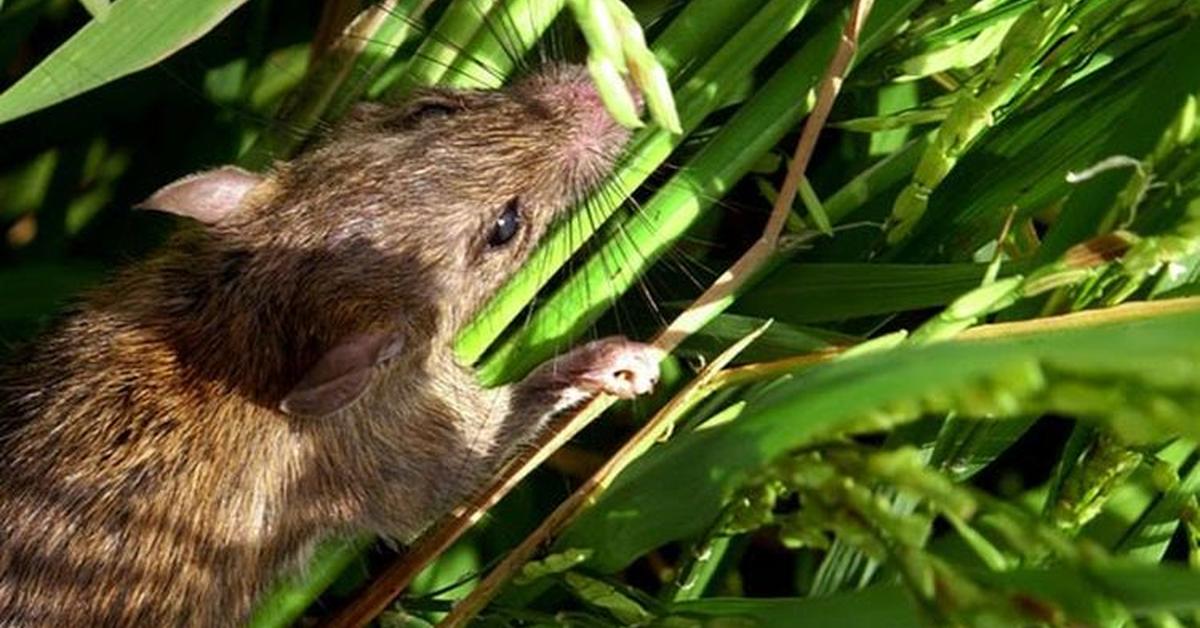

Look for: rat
[0,63,661,626]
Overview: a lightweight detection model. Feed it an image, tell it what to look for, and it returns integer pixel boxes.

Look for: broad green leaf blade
[1082,563,1200,615]
[646,0,769,81]
[735,262,1027,325]
[440,0,566,89]
[386,0,503,97]
[558,301,1200,572]
[77,0,111,22]
[674,563,1200,627]
[927,416,1038,481]
[670,587,922,628]
[0,0,251,125]
[679,313,855,364]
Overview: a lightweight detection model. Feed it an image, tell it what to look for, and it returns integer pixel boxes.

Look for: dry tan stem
[958,297,1200,340]
[328,2,876,626]
[763,0,875,243]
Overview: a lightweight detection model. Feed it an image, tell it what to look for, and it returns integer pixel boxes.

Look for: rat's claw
[568,336,662,399]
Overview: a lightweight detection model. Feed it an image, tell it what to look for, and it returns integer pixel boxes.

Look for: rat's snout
[519,64,638,179]
[541,65,644,118]
[523,63,643,117]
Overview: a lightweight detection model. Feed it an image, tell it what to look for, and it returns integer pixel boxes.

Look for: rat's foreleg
[491,336,662,460]
[360,337,661,539]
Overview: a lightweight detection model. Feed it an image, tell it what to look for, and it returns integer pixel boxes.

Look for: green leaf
[679,313,854,364]
[559,301,1200,572]
[1109,444,1200,560]
[672,562,1200,627]
[0,0,251,125]
[736,262,1026,325]
[563,572,654,625]
[76,0,111,22]
[898,22,1174,261]
[1037,15,1200,262]
[669,587,922,628]
[241,0,429,168]
[514,548,593,586]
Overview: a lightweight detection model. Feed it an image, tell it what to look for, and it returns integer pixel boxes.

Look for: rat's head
[303,63,635,320]
[139,64,635,417]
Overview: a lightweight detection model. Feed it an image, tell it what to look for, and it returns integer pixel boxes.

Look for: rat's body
[0,65,659,626]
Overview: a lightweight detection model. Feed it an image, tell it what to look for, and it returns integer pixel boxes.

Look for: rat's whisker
[475,1,525,81]
[588,150,724,295]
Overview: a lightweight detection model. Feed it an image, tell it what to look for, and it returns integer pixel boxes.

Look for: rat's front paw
[561,336,663,399]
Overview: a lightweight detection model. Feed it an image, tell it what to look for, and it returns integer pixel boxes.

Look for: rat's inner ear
[280,330,403,418]
[137,166,263,225]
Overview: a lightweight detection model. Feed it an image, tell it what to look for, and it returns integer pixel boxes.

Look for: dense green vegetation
[3,0,1200,625]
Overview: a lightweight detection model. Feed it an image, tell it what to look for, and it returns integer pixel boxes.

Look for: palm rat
[0,63,661,626]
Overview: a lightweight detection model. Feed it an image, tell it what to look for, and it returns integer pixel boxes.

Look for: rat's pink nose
[563,72,644,115]
[521,64,644,121]
[516,63,637,194]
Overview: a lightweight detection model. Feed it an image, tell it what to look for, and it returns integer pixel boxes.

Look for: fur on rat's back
[0,64,637,625]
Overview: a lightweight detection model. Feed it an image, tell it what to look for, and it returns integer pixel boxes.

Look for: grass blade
[0,0,251,125]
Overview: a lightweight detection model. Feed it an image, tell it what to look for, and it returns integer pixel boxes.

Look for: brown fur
[0,65,651,626]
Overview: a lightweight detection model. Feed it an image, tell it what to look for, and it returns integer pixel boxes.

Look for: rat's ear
[280,331,403,418]
[137,166,263,224]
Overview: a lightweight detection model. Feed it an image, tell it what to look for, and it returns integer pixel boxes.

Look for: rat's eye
[487,198,522,248]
